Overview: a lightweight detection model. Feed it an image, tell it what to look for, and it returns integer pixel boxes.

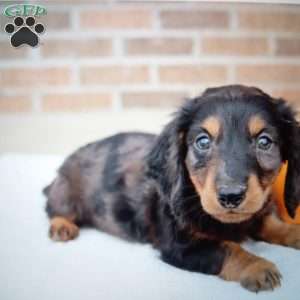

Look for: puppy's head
[147,85,300,224]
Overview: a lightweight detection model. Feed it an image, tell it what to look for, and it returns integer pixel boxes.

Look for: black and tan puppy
[44,85,300,292]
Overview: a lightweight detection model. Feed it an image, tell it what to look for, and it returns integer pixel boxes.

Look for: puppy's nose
[218,186,246,209]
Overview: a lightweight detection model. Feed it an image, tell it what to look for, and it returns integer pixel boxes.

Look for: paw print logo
[5,16,45,48]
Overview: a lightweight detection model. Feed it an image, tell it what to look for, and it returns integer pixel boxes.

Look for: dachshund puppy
[44,85,300,292]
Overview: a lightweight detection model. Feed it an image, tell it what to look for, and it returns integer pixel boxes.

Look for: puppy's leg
[44,175,80,242]
[257,213,300,249]
[162,240,281,292]
[49,216,79,242]
[220,242,281,292]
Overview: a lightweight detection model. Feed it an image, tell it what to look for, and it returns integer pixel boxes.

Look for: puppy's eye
[257,135,273,151]
[195,134,211,151]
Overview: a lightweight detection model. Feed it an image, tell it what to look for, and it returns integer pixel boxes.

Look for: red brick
[0,68,71,87]
[236,65,300,84]
[0,41,28,58]
[41,39,112,57]
[42,12,70,30]
[160,10,229,29]
[159,65,227,84]
[122,91,187,108]
[275,38,300,56]
[202,37,269,56]
[42,93,112,112]
[125,38,193,55]
[272,89,300,103]
[80,9,153,29]
[238,11,300,32]
[80,66,149,85]
[0,95,31,113]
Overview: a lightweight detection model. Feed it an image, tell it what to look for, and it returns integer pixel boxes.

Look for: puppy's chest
[187,216,265,243]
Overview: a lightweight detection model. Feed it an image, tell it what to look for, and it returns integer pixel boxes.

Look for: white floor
[1,154,300,300]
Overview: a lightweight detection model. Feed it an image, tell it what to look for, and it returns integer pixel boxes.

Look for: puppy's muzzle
[217,185,246,209]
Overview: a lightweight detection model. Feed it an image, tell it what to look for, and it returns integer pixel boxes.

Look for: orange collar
[272,163,300,224]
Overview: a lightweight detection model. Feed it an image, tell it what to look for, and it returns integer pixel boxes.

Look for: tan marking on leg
[49,217,79,242]
[259,213,300,249]
[248,115,266,136]
[220,242,281,292]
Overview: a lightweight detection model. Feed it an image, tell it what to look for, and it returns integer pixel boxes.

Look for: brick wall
[0,1,300,114]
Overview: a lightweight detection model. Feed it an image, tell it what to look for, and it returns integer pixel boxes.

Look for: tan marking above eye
[248,115,266,136]
[200,116,221,138]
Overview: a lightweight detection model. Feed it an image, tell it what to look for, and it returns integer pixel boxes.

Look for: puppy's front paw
[49,217,79,242]
[240,259,282,293]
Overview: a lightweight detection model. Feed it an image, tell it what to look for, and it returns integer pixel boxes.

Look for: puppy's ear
[146,99,197,217]
[284,124,300,217]
[276,99,300,217]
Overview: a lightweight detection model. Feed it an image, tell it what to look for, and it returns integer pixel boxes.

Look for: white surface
[0,154,300,300]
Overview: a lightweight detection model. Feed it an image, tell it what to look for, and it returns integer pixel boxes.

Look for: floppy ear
[276,99,300,217]
[284,124,300,217]
[146,99,197,219]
